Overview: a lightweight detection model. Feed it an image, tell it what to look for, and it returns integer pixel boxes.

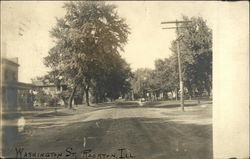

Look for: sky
[1,1,217,83]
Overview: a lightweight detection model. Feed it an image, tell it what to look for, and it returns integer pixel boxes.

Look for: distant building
[31,79,68,106]
[32,80,67,97]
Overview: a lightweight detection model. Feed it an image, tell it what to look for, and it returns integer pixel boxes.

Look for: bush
[34,90,59,107]
[35,90,50,106]
[48,96,60,107]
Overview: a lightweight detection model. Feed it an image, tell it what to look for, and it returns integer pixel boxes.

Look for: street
[6,100,212,159]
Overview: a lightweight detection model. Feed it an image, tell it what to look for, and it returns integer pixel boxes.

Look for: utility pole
[161,20,191,111]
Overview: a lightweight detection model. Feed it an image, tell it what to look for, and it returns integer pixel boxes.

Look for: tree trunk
[68,85,77,109]
[81,90,85,105]
[163,91,168,100]
[186,82,193,101]
[62,98,68,107]
[197,96,201,105]
[206,84,211,98]
[197,88,202,105]
[197,85,203,105]
[205,74,212,98]
[131,90,134,101]
[175,88,178,101]
[95,95,98,104]
[171,90,174,100]
[207,89,211,98]
[85,86,90,106]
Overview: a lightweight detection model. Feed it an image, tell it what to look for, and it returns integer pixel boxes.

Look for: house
[31,79,68,106]
[1,57,35,113]
[1,58,20,114]
[32,80,67,97]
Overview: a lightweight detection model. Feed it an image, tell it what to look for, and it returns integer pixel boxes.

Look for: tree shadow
[88,100,212,111]
[5,117,212,159]
[33,111,72,118]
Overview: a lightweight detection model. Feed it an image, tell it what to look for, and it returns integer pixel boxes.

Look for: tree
[92,54,132,103]
[170,16,212,100]
[34,89,48,106]
[154,57,179,100]
[131,68,153,99]
[44,1,130,107]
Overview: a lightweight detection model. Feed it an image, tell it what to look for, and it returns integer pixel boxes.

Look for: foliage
[130,16,212,100]
[34,90,49,106]
[170,16,212,97]
[154,57,179,92]
[48,96,60,107]
[44,1,131,107]
[92,54,132,102]
[130,68,153,98]
[34,90,59,107]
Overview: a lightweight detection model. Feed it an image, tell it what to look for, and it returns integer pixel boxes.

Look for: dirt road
[4,101,212,159]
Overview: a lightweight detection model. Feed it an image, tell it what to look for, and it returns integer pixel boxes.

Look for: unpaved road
[3,101,212,159]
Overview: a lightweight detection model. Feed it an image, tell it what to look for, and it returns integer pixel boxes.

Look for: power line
[161,20,191,112]
[162,27,188,30]
[161,20,192,24]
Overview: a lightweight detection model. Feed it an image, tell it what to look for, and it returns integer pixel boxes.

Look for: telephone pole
[161,20,191,111]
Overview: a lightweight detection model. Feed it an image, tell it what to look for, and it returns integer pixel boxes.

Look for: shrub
[48,96,60,107]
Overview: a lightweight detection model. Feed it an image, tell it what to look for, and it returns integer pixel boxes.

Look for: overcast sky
[1,1,218,83]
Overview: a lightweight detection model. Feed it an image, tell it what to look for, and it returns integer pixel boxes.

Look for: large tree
[92,54,132,103]
[130,68,153,99]
[170,16,212,100]
[154,57,179,99]
[44,1,130,107]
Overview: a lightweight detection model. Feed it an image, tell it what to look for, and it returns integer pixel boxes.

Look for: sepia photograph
[0,1,249,159]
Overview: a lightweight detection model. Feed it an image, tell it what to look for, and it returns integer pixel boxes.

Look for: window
[13,72,17,81]
[4,70,8,80]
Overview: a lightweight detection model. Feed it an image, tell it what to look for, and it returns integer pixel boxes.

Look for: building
[1,58,35,114]
[31,79,68,106]
[1,58,20,114]
[32,79,67,97]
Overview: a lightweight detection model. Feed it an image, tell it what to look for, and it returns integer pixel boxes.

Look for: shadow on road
[34,111,72,118]
[4,116,212,159]
[91,100,212,110]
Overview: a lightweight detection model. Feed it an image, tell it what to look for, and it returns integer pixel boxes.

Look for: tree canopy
[170,16,212,98]
[44,1,131,107]
[130,16,212,100]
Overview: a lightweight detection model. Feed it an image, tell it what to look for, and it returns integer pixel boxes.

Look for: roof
[1,58,20,67]
[2,81,35,89]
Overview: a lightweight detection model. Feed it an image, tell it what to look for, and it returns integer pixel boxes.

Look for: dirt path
[5,102,212,159]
